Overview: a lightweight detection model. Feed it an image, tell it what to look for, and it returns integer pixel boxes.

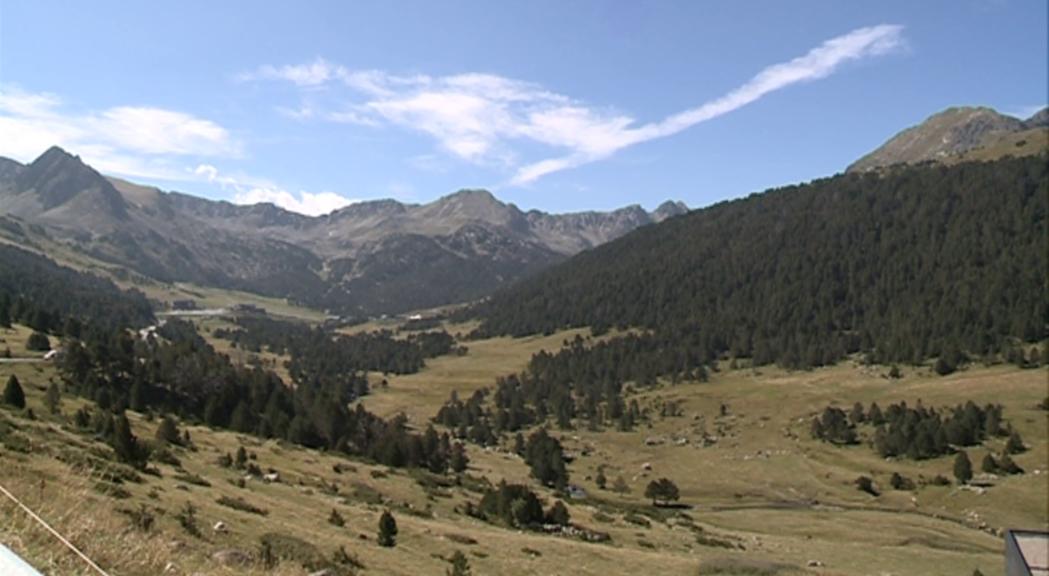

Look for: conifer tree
[998,453,1024,475]
[155,415,181,445]
[980,453,997,474]
[112,412,145,467]
[953,451,973,485]
[0,298,10,328]
[595,468,607,490]
[447,550,471,576]
[1005,430,1026,454]
[44,381,61,414]
[3,375,25,409]
[449,442,468,473]
[377,510,398,547]
[545,500,570,526]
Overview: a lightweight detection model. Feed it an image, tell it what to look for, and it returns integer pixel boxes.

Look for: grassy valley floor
[1,322,1046,575]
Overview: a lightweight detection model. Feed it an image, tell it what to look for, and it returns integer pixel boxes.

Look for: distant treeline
[470,156,1048,370]
[214,316,457,383]
[812,400,1024,461]
[0,244,154,334]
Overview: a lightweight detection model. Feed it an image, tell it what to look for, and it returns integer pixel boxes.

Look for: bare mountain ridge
[0,147,687,315]
[848,105,1048,172]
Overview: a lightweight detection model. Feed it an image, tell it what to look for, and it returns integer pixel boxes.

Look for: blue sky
[0,1,1045,215]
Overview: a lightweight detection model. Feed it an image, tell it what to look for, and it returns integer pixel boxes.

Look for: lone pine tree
[953,451,973,485]
[378,510,398,547]
[3,374,25,409]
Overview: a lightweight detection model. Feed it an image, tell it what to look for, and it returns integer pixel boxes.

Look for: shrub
[259,532,326,571]
[216,495,268,516]
[695,533,741,549]
[328,507,345,527]
[93,481,131,499]
[889,472,915,491]
[119,504,155,532]
[697,557,798,575]
[446,533,478,545]
[332,545,365,570]
[150,446,182,467]
[172,471,209,487]
[854,476,879,496]
[176,502,201,537]
[623,512,651,528]
[928,474,951,486]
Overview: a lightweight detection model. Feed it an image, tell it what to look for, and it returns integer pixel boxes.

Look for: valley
[0,91,1045,576]
[1,314,1045,575]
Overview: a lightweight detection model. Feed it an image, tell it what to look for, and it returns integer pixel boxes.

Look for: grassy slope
[1,321,1046,575]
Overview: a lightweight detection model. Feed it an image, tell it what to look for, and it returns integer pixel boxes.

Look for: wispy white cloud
[195,162,357,216]
[511,23,907,184]
[232,187,357,216]
[0,85,240,180]
[245,25,904,185]
[0,85,352,217]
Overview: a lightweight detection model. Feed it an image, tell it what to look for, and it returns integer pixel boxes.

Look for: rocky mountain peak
[653,200,689,221]
[16,146,128,217]
[419,189,525,231]
[847,106,1028,172]
[1024,107,1049,129]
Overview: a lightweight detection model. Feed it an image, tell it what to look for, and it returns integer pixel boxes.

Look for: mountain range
[0,147,686,315]
[1,104,1043,317]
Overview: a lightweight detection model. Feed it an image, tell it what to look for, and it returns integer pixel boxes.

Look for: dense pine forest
[471,156,1048,369]
[0,244,154,334]
[215,316,458,378]
[0,246,468,473]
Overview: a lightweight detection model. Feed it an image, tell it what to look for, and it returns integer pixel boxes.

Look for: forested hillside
[0,244,154,333]
[473,156,1048,368]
